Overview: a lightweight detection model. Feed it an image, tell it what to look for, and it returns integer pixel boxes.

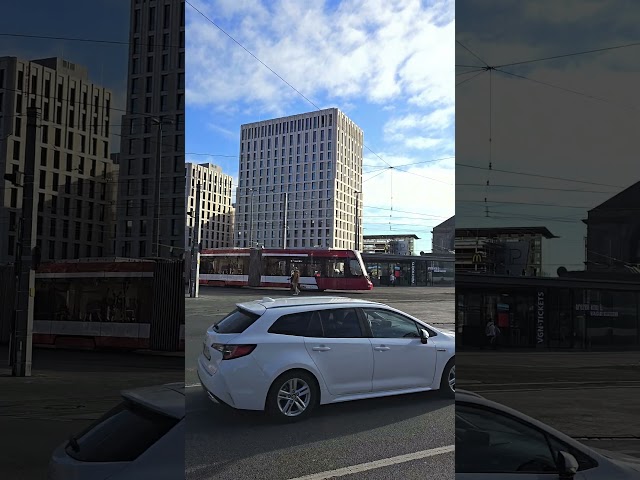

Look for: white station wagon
[198,296,455,421]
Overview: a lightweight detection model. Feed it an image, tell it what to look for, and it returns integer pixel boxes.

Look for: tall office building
[115,0,185,258]
[185,162,234,251]
[235,108,364,250]
[0,56,117,263]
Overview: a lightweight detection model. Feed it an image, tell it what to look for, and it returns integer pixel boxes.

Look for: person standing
[291,268,300,296]
[389,273,395,287]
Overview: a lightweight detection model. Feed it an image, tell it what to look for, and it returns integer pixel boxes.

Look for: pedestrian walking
[291,268,300,296]
[485,319,499,349]
[389,273,395,287]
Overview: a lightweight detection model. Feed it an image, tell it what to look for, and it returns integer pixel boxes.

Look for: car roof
[120,383,185,420]
[237,296,385,314]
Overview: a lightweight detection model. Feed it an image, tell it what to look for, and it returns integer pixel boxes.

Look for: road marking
[186,383,201,388]
[462,380,640,388]
[287,445,454,480]
[473,385,640,393]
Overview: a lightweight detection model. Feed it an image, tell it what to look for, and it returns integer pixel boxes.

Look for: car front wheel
[266,370,318,422]
[440,360,455,398]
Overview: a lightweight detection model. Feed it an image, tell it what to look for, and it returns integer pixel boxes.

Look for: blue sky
[186,0,455,253]
[456,0,640,275]
[0,0,130,151]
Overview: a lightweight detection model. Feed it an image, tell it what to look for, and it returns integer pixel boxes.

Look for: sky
[456,0,640,275]
[186,0,455,253]
[0,0,130,152]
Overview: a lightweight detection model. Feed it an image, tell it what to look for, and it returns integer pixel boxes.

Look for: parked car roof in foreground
[121,382,185,420]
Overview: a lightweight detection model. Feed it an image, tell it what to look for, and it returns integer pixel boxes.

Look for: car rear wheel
[439,359,455,398]
[266,370,318,422]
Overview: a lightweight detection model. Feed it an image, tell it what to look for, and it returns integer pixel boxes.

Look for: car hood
[592,448,640,473]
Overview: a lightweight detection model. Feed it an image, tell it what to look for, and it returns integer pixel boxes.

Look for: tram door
[248,249,263,287]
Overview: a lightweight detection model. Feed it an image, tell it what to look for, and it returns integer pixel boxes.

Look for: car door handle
[312,346,331,352]
[374,346,390,351]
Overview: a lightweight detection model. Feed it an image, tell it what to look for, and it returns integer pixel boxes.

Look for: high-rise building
[185,162,234,251]
[235,108,364,250]
[0,56,117,263]
[115,0,185,258]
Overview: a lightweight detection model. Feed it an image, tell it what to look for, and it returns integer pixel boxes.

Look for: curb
[131,350,185,357]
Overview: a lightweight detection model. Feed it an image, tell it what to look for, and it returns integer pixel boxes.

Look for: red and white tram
[32,259,184,351]
[199,248,373,291]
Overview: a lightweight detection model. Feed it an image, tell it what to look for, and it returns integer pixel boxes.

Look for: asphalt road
[185,286,455,480]
[0,347,183,480]
[457,351,640,458]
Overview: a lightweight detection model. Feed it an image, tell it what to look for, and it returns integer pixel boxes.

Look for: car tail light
[211,344,256,360]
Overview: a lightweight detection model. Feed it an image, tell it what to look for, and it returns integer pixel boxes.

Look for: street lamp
[151,116,173,257]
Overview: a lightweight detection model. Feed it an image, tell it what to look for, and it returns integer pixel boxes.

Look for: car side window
[269,311,323,337]
[319,308,364,338]
[456,404,558,474]
[362,308,420,339]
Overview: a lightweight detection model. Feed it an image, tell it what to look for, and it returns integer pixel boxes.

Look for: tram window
[327,260,346,278]
[200,257,214,274]
[303,261,322,277]
[265,257,288,276]
[227,256,249,275]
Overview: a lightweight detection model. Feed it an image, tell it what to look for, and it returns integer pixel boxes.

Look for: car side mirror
[557,451,579,479]
[420,329,429,344]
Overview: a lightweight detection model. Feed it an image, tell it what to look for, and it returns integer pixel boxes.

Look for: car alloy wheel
[448,365,455,393]
[266,370,318,422]
[277,377,311,417]
[439,360,455,398]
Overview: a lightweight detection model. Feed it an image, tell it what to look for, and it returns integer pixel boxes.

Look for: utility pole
[153,119,163,257]
[13,107,39,377]
[189,182,201,298]
[249,187,255,248]
[355,190,361,251]
[282,191,288,249]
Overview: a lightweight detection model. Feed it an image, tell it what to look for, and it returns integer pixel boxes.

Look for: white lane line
[473,385,640,394]
[463,380,640,388]
[287,445,454,480]
[186,383,201,388]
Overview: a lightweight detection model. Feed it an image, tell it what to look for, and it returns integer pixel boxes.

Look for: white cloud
[206,122,237,139]
[186,0,454,112]
[383,105,455,151]
[404,137,444,150]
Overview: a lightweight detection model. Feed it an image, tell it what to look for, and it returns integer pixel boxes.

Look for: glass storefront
[457,282,640,350]
[363,257,454,287]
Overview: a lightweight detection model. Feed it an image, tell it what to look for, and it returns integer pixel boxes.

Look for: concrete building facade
[0,56,117,263]
[235,108,364,250]
[363,234,419,255]
[185,162,234,250]
[432,215,455,253]
[115,0,185,258]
